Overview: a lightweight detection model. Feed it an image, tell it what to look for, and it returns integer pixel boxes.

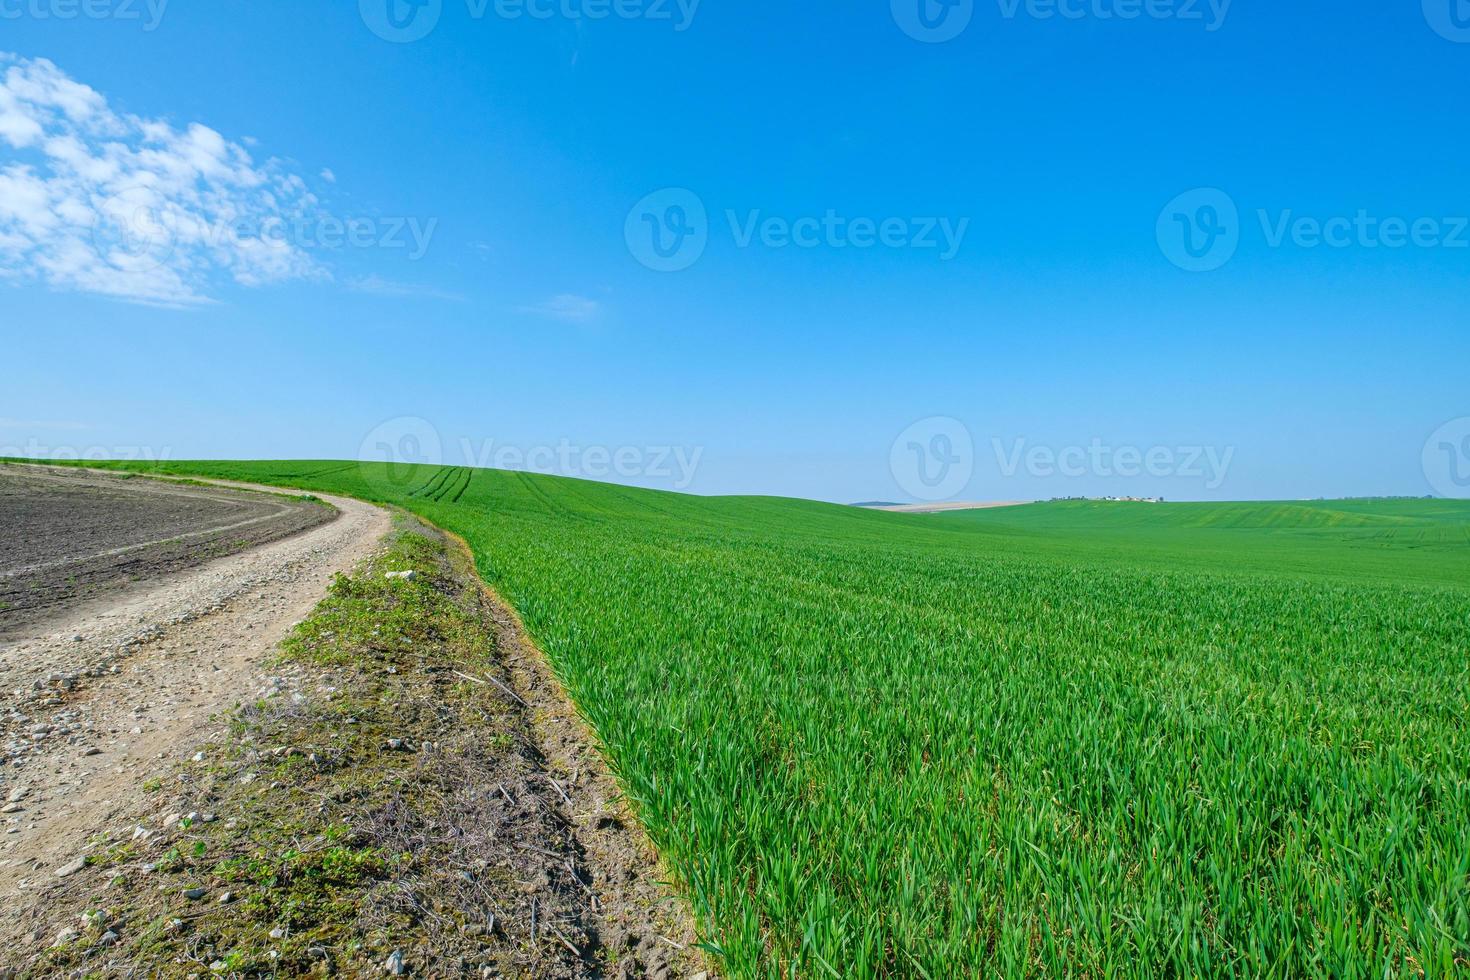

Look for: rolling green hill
[21,459,1470,978]
[937,498,1470,586]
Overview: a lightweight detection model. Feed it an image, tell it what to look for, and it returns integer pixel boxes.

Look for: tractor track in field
[407,467,477,505]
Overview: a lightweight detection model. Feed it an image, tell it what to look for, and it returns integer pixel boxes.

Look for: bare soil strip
[444,527,704,978]
[865,500,1029,514]
[0,472,704,978]
[0,464,337,642]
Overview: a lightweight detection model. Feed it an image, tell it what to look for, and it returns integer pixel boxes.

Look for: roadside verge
[4,513,704,978]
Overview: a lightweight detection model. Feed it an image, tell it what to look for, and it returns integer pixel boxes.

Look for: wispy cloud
[518,293,602,323]
[346,274,463,302]
[0,53,322,307]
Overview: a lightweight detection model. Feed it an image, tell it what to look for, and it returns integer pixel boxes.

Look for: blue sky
[2,0,1469,503]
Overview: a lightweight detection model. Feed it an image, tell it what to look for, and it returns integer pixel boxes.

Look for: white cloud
[0,53,324,307]
[518,293,601,323]
[320,167,336,183]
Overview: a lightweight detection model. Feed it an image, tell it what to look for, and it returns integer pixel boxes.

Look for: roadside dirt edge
[438,527,708,976]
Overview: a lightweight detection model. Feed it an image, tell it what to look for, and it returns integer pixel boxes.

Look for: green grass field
[28,460,1470,977]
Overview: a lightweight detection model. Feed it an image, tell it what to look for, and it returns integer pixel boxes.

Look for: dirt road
[0,465,704,978]
[0,466,390,903]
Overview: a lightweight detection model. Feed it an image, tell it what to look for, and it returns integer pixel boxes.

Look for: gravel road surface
[0,466,390,905]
